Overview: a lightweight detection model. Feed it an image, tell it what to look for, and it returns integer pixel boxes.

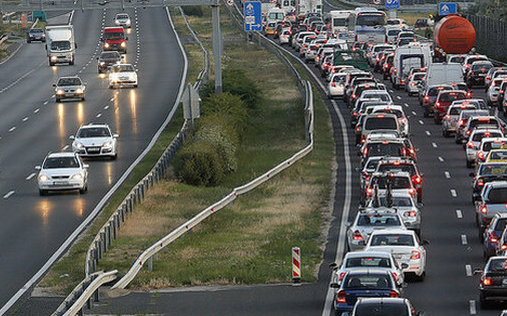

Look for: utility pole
[212,1,222,94]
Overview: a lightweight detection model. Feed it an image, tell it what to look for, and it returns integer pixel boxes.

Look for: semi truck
[45,25,76,66]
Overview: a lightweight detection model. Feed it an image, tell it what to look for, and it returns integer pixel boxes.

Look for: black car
[478,256,507,308]
[27,28,45,43]
[97,51,122,73]
[467,61,494,87]
[351,297,421,316]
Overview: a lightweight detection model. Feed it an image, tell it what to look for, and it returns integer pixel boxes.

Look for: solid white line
[461,234,468,245]
[444,171,451,179]
[3,190,14,199]
[26,173,36,181]
[470,300,477,314]
[425,131,431,136]
[8,127,15,132]
[451,189,457,197]
[418,120,424,125]
[456,210,463,218]
[438,156,444,162]
[466,264,472,277]
[432,142,438,148]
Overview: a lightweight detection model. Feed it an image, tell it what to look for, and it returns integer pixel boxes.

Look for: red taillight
[424,96,429,102]
[390,290,399,297]
[331,82,336,87]
[478,152,485,161]
[351,94,356,99]
[353,230,363,241]
[445,115,451,121]
[466,130,471,135]
[467,141,475,149]
[353,111,358,117]
[502,244,507,250]
[483,278,493,286]
[435,102,440,108]
[391,272,399,282]
[404,211,417,217]
[410,250,420,260]
[490,232,499,244]
[367,187,374,197]
[477,178,484,186]
[481,205,488,214]
[337,290,346,303]
[412,175,422,185]
[363,147,368,156]
[408,188,416,197]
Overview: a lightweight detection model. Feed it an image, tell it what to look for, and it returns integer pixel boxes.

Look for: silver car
[441,103,477,137]
[36,152,89,196]
[54,76,86,102]
[114,13,131,28]
[70,123,119,159]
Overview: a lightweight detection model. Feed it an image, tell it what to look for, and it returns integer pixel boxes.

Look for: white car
[364,229,427,279]
[330,251,405,286]
[114,13,131,28]
[279,29,290,45]
[346,209,406,251]
[70,123,119,159]
[109,63,138,88]
[328,72,347,98]
[370,105,409,137]
[466,128,504,168]
[405,72,425,96]
[486,77,507,107]
[54,76,86,102]
[36,152,89,196]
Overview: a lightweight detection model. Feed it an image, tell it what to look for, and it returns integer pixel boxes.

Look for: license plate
[87,148,100,153]
[65,93,74,97]
[53,180,68,186]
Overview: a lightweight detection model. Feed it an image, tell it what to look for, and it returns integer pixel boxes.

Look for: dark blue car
[331,269,400,316]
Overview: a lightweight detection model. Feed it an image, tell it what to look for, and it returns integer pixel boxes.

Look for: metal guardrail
[0,34,8,46]
[51,270,117,316]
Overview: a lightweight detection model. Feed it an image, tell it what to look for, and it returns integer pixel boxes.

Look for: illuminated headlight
[110,77,117,83]
[120,42,126,48]
[39,174,49,181]
[75,88,83,94]
[74,142,84,149]
[99,61,105,66]
[104,42,110,48]
[71,173,83,180]
[103,140,113,148]
[56,89,64,95]
[51,56,57,61]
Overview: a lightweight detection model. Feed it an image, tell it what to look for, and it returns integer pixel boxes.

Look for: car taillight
[445,115,451,121]
[353,111,358,117]
[466,130,471,135]
[481,205,488,214]
[459,119,464,126]
[363,147,368,156]
[490,232,499,243]
[467,141,475,149]
[384,64,388,68]
[353,230,363,241]
[467,92,472,98]
[337,290,347,303]
[478,152,485,161]
[435,102,440,108]
[483,278,493,286]
[408,188,416,197]
[410,250,420,260]
[477,178,484,186]
[404,211,417,217]
[390,290,399,297]
[351,94,356,100]
[412,175,422,185]
[338,272,346,281]
[367,187,373,197]
[331,82,336,87]
[356,126,361,132]
[424,96,429,102]
[502,244,507,250]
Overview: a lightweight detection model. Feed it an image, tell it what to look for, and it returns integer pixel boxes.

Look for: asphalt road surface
[0,7,185,314]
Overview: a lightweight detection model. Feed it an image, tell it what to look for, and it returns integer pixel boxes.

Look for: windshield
[116,14,128,19]
[355,303,409,316]
[363,93,391,101]
[357,214,401,226]
[365,117,397,130]
[333,18,347,26]
[50,41,70,51]
[104,32,124,40]
[356,13,386,26]
[450,56,466,64]
[30,29,43,33]
[43,156,80,169]
[112,64,135,72]
[450,106,475,115]
[77,127,111,138]
[487,187,507,203]
[387,29,401,36]
[439,92,465,102]
[484,141,507,151]
[472,132,502,142]
[57,78,82,86]
[488,258,507,272]
[370,234,414,246]
[345,256,392,268]
[100,52,120,59]
[336,51,365,62]
[428,87,451,96]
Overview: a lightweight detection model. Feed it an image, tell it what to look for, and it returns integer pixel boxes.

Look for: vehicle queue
[266,5,507,315]
[26,13,137,196]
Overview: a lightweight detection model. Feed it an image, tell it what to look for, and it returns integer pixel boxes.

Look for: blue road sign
[385,0,400,10]
[244,1,262,32]
[439,2,457,16]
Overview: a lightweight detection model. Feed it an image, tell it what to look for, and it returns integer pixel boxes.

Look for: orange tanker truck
[433,15,476,60]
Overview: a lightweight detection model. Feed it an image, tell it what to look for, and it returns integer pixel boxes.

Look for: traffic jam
[263,2,507,315]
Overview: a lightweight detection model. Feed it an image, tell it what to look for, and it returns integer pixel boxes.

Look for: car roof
[345,268,392,276]
[47,152,77,158]
[80,123,110,128]
[371,171,411,177]
[344,251,393,259]
[370,228,414,236]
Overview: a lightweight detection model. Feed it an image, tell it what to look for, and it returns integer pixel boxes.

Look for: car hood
[74,137,111,146]
[110,71,135,78]
[40,168,83,176]
[56,85,84,90]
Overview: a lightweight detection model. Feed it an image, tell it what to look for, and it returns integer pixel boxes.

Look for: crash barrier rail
[111,4,314,288]
[84,8,191,279]
[51,270,117,316]
[0,34,8,46]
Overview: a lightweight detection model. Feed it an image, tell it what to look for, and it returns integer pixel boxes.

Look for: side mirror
[330,283,340,288]
[35,166,41,170]
[69,135,75,140]
[329,262,337,268]
[401,263,409,269]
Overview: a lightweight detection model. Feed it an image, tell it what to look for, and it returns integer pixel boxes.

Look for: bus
[348,7,387,44]
[324,10,353,37]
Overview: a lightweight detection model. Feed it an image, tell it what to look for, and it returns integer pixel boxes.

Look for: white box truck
[45,25,76,66]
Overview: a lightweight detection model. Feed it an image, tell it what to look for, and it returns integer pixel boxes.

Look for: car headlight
[99,61,105,66]
[75,88,83,94]
[56,89,64,95]
[51,56,57,61]
[39,174,49,181]
[74,142,84,149]
[103,140,113,148]
[71,173,83,180]
[120,42,126,48]
[104,42,110,48]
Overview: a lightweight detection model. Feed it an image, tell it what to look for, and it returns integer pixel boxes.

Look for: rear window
[365,159,380,170]
[470,119,500,129]
[487,258,507,272]
[472,132,502,142]
[486,187,507,203]
[377,196,414,207]
[484,141,507,151]
[343,274,392,289]
[370,234,414,246]
[365,117,397,130]
[377,163,416,176]
[366,143,404,157]
[494,219,507,231]
[357,214,401,226]
[439,92,466,102]
[479,164,507,175]
[372,175,411,189]
[345,257,392,268]
[355,302,409,316]
[450,106,475,115]
[428,87,451,96]
[489,151,507,161]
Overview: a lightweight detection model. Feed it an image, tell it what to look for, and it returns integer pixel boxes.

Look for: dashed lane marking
[34,108,39,113]
[432,142,438,148]
[22,117,28,122]
[3,190,14,199]
[438,156,444,162]
[444,171,451,179]
[62,145,69,151]
[470,300,476,315]
[96,113,102,118]
[418,120,424,125]
[8,127,15,132]
[461,234,468,245]
[425,131,431,136]
[456,210,463,218]
[466,264,472,277]
[26,173,36,181]
[451,189,457,197]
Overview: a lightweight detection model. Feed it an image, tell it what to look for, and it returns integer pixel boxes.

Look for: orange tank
[434,15,476,54]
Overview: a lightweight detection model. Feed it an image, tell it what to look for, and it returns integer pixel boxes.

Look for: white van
[424,63,464,91]
[391,46,428,89]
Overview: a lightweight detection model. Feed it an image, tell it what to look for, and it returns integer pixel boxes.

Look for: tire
[56,98,61,102]
[111,153,117,160]
[108,85,113,89]
[69,58,74,66]
[443,129,449,137]
[455,136,461,144]
[417,271,425,281]
[434,116,441,125]
[133,84,138,88]
[466,160,473,168]
[81,97,85,101]
[49,60,54,67]
[479,293,489,310]
[27,39,31,43]
[39,189,47,196]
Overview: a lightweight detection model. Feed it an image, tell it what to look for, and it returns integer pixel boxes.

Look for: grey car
[27,28,45,43]
[97,51,122,73]
[476,181,507,232]
[54,76,86,102]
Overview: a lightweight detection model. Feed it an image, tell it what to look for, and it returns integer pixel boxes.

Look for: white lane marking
[425,131,431,136]
[389,89,394,93]
[396,95,401,100]
[466,264,472,277]
[51,94,55,98]
[96,113,102,118]
[104,105,109,110]
[451,189,457,197]
[418,120,424,125]
[444,171,451,179]
[43,101,48,105]
[3,190,14,199]
[438,156,444,162]
[432,142,438,148]
[110,97,115,102]
[411,111,417,116]
[404,103,409,108]
[62,145,69,151]
[22,117,28,122]
[34,108,40,113]
[461,234,468,245]
[456,210,463,218]
[26,173,36,181]
[470,300,477,315]
[8,127,16,132]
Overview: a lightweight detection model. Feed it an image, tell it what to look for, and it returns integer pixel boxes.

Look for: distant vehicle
[45,25,76,66]
[109,63,138,88]
[102,26,128,54]
[114,13,131,28]
[70,123,119,159]
[433,15,475,60]
[348,7,387,44]
[36,152,89,196]
[476,181,507,231]
[53,76,85,102]
[323,10,353,37]
[350,298,421,316]
[97,51,122,73]
[477,256,507,308]
[27,28,45,43]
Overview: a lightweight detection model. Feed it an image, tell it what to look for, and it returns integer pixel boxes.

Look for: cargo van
[45,25,75,66]
[422,63,463,91]
[102,27,128,54]
[391,46,429,89]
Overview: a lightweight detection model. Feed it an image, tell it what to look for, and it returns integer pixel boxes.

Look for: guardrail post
[78,308,83,316]
[113,217,118,239]
[96,241,102,259]
[141,183,145,200]
[94,289,99,302]
[121,204,126,221]
[106,225,111,247]
[148,256,153,271]
[128,197,133,212]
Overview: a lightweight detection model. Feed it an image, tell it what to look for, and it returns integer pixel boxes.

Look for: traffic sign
[385,0,400,10]
[244,1,262,32]
[439,2,457,16]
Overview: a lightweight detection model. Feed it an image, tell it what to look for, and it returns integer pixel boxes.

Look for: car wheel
[479,293,489,309]
[455,136,461,144]
[111,153,117,160]
[434,116,441,125]
[108,85,113,89]
[39,189,47,196]
[81,97,85,101]
[56,98,61,102]
[466,160,473,168]
[134,84,138,88]
[442,129,449,137]
[423,109,429,118]
[69,58,74,66]
[27,39,31,43]
[479,230,484,243]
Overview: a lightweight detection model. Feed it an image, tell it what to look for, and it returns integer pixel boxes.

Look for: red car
[433,90,467,124]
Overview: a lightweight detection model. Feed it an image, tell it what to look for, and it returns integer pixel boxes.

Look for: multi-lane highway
[0,7,185,313]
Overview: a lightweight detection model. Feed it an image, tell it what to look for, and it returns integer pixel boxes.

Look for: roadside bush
[183,6,203,17]
[201,93,249,137]
[203,69,261,109]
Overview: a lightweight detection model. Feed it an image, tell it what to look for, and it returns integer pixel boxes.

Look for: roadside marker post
[292,246,301,283]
